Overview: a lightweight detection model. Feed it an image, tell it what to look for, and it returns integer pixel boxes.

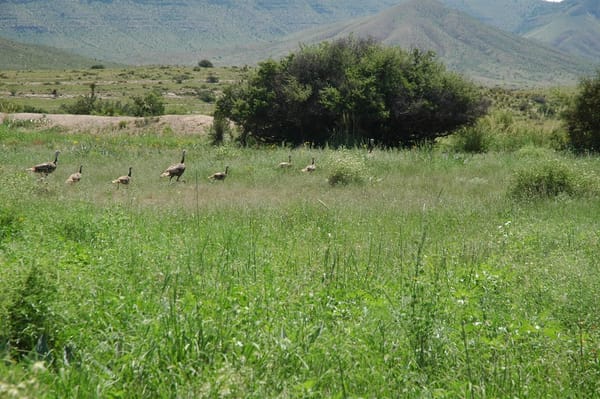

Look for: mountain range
[0,0,598,85]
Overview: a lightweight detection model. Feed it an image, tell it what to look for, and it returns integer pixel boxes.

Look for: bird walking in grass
[367,138,375,153]
[209,166,228,181]
[160,149,186,182]
[278,155,292,168]
[301,157,316,173]
[65,165,83,184]
[26,150,60,176]
[112,167,132,188]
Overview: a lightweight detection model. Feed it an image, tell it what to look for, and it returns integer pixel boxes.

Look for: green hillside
[0,37,115,70]
[0,0,399,65]
[521,0,600,61]
[441,0,600,62]
[227,0,593,86]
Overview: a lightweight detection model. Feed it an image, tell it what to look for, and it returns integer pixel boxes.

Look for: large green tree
[216,37,489,147]
[563,70,600,153]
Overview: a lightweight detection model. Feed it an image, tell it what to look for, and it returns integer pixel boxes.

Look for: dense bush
[198,59,214,68]
[563,70,600,152]
[216,36,489,147]
[509,161,579,200]
[60,87,165,117]
[327,150,368,186]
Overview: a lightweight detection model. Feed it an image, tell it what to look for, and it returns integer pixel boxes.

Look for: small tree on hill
[215,36,489,147]
[198,59,214,68]
[563,70,600,153]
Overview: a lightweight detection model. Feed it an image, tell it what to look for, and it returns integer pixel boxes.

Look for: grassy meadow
[1,114,600,397]
[0,66,243,115]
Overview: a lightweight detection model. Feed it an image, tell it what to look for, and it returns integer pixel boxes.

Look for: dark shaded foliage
[216,36,489,147]
[563,69,600,152]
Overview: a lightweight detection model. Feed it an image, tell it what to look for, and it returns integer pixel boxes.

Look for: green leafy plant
[327,150,367,186]
[508,161,578,199]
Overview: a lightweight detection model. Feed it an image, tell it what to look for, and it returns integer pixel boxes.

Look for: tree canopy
[563,69,600,153]
[216,37,489,147]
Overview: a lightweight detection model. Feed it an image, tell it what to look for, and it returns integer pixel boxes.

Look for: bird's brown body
[27,150,60,176]
[301,158,316,172]
[278,155,292,168]
[209,166,228,181]
[112,167,132,188]
[66,165,83,184]
[160,150,186,181]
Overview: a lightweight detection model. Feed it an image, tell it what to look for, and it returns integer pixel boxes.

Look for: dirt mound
[0,113,214,134]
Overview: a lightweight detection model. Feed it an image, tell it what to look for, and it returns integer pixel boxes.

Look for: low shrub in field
[0,207,22,244]
[508,161,590,200]
[327,150,367,186]
[452,125,489,153]
[6,266,56,361]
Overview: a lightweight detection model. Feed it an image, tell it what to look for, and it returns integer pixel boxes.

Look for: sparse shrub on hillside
[208,114,234,146]
[0,100,22,113]
[563,69,600,153]
[198,59,214,68]
[129,91,165,117]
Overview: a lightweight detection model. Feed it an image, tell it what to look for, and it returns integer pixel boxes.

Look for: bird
[278,155,292,168]
[26,150,60,176]
[367,138,375,153]
[160,149,186,182]
[209,166,228,181]
[112,167,132,188]
[301,158,316,172]
[65,165,83,184]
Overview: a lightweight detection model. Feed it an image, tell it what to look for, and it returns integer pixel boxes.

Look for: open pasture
[0,65,243,115]
[1,121,600,397]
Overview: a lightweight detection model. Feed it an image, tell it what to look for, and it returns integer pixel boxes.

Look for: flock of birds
[25,149,320,187]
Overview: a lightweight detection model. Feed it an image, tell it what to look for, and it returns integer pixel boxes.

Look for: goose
[367,138,375,153]
[26,150,60,176]
[65,165,83,184]
[278,155,292,168]
[301,158,316,173]
[160,149,186,182]
[112,167,132,188]
[209,166,228,181]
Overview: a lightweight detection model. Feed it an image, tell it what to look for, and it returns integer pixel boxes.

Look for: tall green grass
[1,122,600,397]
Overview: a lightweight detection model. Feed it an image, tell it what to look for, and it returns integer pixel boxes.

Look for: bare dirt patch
[0,112,214,134]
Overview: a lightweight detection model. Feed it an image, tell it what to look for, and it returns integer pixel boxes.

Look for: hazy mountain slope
[0,0,399,64]
[441,0,542,32]
[440,0,600,61]
[0,36,115,70]
[228,0,593,86]
[520,0,600,61]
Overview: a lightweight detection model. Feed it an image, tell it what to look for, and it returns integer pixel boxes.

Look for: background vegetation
[216,38,488,147]
[0,65,243,116]
[1,67,600,395]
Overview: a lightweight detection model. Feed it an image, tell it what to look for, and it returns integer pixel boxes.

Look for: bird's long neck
[128,168,132,177]
[54,152,59,163]
[181,151,186,163]
[78,165,83,173]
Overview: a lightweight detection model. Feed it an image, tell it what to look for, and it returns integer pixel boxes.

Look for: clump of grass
[0,207,22,244]
[327,150,367,186]
[452,125,489,153]
[508,160,591,200]
[6,265,56,361]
